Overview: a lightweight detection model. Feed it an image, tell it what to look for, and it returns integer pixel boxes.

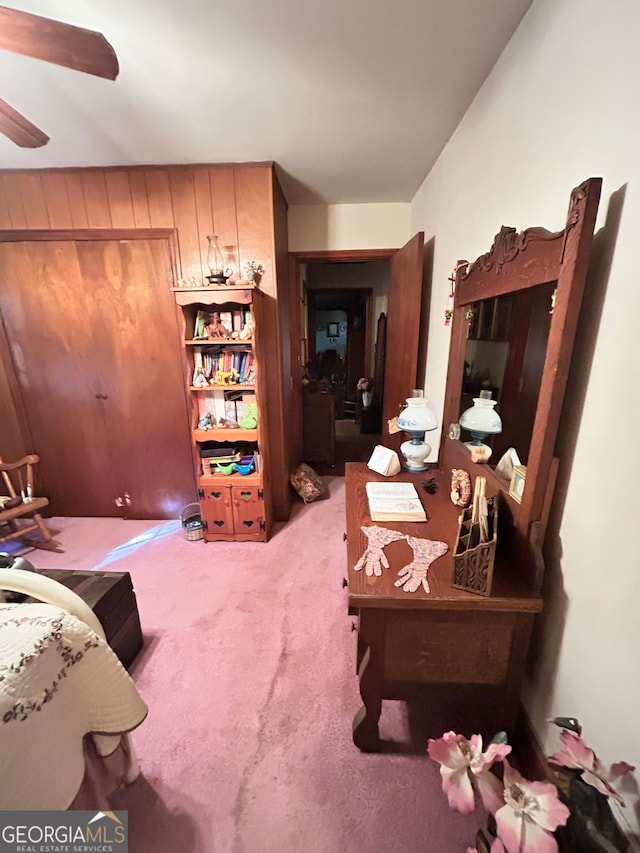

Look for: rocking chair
[0,454,53,546]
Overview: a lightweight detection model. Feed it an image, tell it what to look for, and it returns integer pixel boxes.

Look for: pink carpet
[21,477,483,852]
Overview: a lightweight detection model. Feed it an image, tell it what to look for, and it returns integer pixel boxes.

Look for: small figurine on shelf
[197,412,215,430]
[239,314,254,341]
[193,366,209,388]
[212,367,240,385]
[178,275,204,289]
[243,260,264,284]
[205,311,231,340]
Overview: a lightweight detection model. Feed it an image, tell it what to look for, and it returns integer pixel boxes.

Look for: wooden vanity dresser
[346,462,542,750]
[345,178,602,750]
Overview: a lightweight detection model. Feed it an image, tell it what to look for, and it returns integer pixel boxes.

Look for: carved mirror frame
[440,178,602,558]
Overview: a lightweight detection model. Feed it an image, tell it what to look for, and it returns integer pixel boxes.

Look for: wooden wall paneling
[128,171,151,228]
[144,169,174,228]
[0,175,27,228]
[0,263,29,461]
[41,173,74,229]
[272,171,296,494]
[80,171,112,228]
[0,180,11,228]
[64,173,89,228]
[169,168,202,282]
[235,164,287,519]
[234,166,274,291]
[0,161,289,525]
[105,171,136,228]
[209,167,240,280]
[20,173,49,228]
[192,167,214,283]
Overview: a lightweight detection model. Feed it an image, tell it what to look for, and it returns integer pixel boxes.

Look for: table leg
[352,611,385,751]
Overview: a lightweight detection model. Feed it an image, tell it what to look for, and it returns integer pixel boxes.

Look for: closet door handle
[95,393,109,400]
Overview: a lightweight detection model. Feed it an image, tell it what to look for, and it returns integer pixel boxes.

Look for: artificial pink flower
[547,729,635,806]
[495,760,569,853]
[428,731,511,815]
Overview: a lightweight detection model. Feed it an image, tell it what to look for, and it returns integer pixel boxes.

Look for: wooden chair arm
[0,454,40,472]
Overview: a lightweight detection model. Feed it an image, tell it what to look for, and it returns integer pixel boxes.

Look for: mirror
[461,281,556,465]
[439,178,602,544]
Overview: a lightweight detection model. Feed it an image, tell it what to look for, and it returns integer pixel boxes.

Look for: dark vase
[555,773,628,852]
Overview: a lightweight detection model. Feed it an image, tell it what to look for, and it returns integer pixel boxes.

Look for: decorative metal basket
[181,502,204,541]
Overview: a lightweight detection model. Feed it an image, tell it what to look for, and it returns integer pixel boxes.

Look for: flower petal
[495,804,525,853]
[469,733,484,757]
[609,761,635,781]
[581,768,626,805]
[473,742,512,772]
[475,769,506,815]
[428,731,469,770]
[522,780,570,831]
[496,806,559,853]
[547,730,595,771]
[440,764,476,814]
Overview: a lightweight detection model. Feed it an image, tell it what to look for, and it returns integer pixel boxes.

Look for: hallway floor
[314,418,381,476]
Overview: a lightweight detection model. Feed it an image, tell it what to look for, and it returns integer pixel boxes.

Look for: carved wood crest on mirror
[440,178,601,583]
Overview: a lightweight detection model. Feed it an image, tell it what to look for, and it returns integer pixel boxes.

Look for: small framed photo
[509,464,527,504]
[327,322,339,337]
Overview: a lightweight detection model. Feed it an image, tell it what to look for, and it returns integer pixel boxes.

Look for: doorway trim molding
[291,248,396,263]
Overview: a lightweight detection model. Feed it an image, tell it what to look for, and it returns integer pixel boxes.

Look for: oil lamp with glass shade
[206,235,232,285]
[397,390,438,472]
[458,391,502,459]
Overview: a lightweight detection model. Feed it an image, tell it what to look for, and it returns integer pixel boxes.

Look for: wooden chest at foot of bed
[31,569,143,670]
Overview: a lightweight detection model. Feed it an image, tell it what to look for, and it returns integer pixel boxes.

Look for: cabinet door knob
[342,577,348,588]
[343,532,347,542]
[351,622,357,632]
[114,496,124,507]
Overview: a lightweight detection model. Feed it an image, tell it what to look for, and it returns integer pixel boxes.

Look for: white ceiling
[0,0,533,204]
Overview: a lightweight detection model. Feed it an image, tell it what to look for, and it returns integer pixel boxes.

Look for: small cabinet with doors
[173,285,271,541]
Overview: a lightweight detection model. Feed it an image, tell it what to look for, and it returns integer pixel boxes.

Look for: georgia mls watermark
[0,811,127,853]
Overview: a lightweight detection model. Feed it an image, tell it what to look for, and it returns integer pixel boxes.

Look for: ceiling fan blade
[0,98,49,147]
[0,6,119,80]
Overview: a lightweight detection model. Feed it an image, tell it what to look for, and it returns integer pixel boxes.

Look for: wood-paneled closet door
[0,237,195,518]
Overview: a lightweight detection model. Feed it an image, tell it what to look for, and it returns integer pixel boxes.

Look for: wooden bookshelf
[173,286,269,542]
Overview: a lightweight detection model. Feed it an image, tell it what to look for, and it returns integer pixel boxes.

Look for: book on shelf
[194,310,209,339]
[365,481,427,522]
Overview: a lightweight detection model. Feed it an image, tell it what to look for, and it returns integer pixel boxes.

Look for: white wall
[411,0,640,836]
[288,202,410,251]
